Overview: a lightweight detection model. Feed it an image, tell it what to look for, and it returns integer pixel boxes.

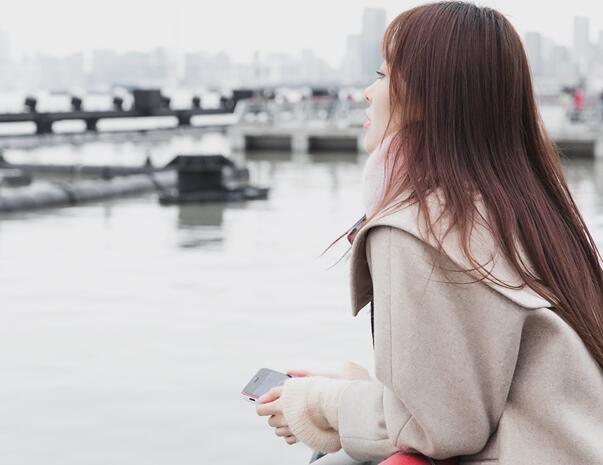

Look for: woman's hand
[255,385,298,445]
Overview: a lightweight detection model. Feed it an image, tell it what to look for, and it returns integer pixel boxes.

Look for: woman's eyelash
[376,71,385,79]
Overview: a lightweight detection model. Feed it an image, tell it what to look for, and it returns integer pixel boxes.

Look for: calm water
[0,126,601,465]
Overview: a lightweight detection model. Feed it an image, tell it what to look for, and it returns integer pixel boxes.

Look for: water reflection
[176,204,225,249]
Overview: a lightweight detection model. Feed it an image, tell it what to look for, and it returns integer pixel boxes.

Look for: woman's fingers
[286,369,311,377]
[270,417,297,444]
[257,386,282,404]
[263,413,297,445]
[275,426,291,437]
[256,397,281,417]
[268,413,287,428]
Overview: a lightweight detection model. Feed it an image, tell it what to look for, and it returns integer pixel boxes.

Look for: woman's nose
[363,88,371,103]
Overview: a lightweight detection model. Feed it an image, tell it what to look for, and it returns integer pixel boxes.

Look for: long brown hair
[321,2,603,370]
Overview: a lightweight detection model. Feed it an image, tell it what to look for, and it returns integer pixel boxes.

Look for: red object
[574,88,585,111]
[379,452,459,465]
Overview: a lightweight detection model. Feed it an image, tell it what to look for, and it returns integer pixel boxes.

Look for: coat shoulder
[348,200,553,315]
[365,224,488,287]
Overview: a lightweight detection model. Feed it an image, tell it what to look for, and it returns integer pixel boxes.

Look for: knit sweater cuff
[279,376,353,454]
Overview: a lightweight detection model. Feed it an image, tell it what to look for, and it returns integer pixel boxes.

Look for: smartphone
[241,368,292,403]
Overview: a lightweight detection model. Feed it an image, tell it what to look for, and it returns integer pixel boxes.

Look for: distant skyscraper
[524,32,543,76]
[573,16,591,76]
[361,8,387,85]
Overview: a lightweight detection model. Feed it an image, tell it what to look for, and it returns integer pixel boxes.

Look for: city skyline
[1,0,603,65]
[1,3,602,93]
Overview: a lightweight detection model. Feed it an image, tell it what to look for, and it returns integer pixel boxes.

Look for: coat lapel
[348,190,553,316]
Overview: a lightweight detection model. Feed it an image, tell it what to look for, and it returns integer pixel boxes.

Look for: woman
[256,2,603,464]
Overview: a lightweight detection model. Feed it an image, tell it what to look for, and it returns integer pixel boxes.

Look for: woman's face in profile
[362,60,395,154]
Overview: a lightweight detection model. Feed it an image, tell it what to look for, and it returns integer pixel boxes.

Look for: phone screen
[241,368,292,402]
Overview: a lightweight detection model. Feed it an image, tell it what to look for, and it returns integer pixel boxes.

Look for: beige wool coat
[279,191,603,464]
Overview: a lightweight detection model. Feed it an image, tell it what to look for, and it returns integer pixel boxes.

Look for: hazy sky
[3,0,603,63]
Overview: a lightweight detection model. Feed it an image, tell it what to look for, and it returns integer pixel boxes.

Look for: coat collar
[348,189,553,316]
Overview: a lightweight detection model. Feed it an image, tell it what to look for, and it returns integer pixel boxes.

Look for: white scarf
[361,132,396,217]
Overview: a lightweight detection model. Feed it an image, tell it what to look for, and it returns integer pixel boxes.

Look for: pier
[227,95,367,153]
[228,125,363,152]
[0,87,601,158]
[0,88,251,135]
[228,97,603,158]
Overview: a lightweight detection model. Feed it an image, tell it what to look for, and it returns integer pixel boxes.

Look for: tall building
[573,16,591,76]
[361,8,387,85]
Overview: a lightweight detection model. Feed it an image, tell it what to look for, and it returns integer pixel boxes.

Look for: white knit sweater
[279,361,373,454]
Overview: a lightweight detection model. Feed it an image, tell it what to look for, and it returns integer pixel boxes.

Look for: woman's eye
[375,71,385,80]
